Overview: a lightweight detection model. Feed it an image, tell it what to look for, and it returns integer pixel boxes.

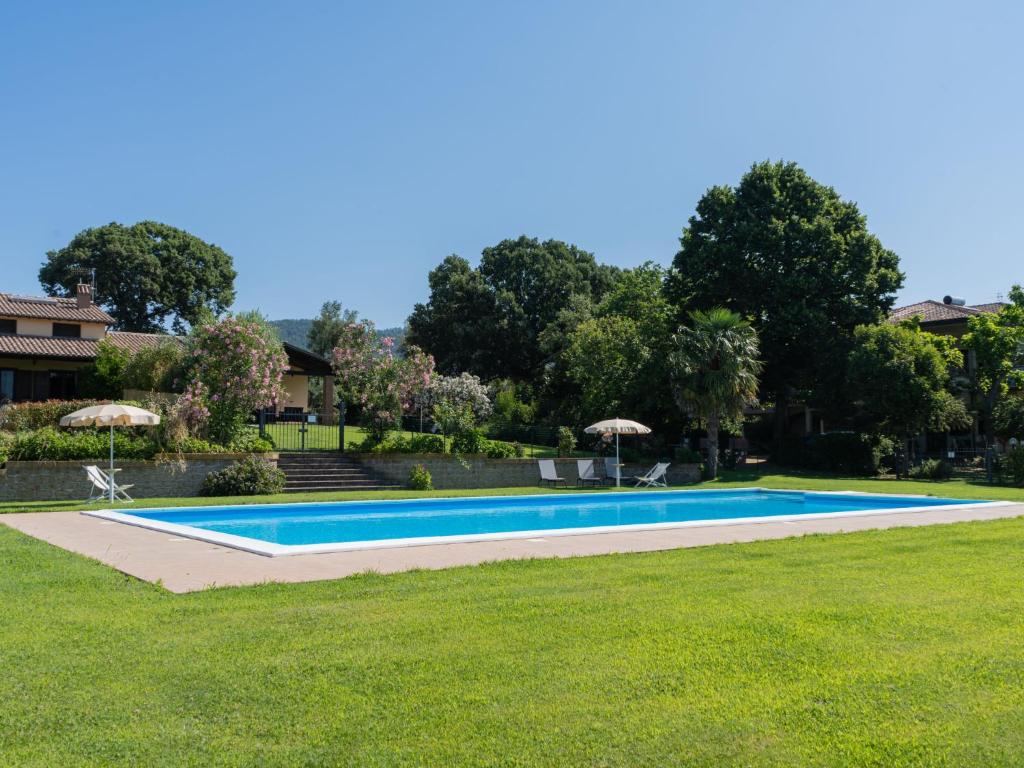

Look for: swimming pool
[83,488,1000,557]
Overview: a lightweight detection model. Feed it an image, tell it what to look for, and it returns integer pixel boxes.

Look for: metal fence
[259,409,342,452]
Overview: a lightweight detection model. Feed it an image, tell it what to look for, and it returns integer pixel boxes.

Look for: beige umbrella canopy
[584,418,652,487]
[60,404,160,502]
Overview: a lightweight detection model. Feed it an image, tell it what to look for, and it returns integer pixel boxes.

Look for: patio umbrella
[584,418,652,487]
[59,404,160,502]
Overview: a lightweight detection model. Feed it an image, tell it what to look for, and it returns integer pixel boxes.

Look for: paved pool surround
[2,490,1020,593]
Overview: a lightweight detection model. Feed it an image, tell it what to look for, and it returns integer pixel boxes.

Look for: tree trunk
[706,412,720,479]
[985,382,999,447]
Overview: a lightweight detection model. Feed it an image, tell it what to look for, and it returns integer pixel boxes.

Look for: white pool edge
[81,489,1015,558]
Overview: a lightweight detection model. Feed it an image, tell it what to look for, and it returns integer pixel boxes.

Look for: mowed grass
[2,515,1024,766]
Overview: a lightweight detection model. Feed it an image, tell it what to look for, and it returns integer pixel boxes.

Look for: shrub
[183,315,289,444]
[0,400,107,431]
[165,437,225,455]
[0,431,12,464]
[483,440,517,459]
[995,447,1024,487]
[451,428,487,455]
[409,433,445,453]
[227,429,274,453]
[78,340,131,398]
[408,463,433,490]
[123,341,186,393]
[200,457,285,496]
[512,441,525,458]
[774,432,894,476]
[557,426,577,457]
[674,445,702,463]
[908,458,953,480]
[9,427,159,461]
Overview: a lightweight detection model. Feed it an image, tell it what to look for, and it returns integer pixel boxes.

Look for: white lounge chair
[603,457,623,486]
[538,459,566,487]
[633,462,670,488]
[576,459,602,487]
[84,465,134,503]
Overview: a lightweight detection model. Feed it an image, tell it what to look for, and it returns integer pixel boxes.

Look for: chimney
[76,283,93,309]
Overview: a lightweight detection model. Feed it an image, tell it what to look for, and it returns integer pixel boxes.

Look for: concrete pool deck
[3,499,1023,593]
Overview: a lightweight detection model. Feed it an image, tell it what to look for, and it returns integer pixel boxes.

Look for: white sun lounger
[633,462,670,488]
[84,465,134,503]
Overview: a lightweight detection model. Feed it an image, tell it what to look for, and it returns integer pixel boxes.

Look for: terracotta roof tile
[107,331,184,354]
[0,292,113,324]
[889,300,983,324]
[968,302,1009,314]
[0,334,100,360]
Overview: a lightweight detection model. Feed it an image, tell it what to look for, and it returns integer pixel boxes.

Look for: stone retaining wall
[355,455,701,489]
[0,454,278,502]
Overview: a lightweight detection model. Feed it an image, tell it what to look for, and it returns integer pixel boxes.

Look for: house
[889,295,1007,338]
[0,284,335,420]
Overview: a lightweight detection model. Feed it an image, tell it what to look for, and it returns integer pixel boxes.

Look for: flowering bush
[331,321,434,443]
[183,316,288,444]
[421,373,493,423]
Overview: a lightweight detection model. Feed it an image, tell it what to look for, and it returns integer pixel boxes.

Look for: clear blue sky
[2,1,1021,326]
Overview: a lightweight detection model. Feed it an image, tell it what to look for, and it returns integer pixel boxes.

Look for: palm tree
[670,308,762,479]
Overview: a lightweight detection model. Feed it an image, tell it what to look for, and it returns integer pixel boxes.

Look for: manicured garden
[1,503,1022,765]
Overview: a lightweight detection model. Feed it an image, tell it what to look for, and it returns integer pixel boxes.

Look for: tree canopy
[39,221,236,333]
[307,301,359,358]
[669,308,762,478]
[664,161,904,440]
[407,236,620,382]
[846,323,969,456]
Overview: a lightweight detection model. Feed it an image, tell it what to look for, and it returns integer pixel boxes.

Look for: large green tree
[664,161,904,443]
[307,301,359,358]
[669,308,762,479]
[407,236,620,382]
[847,323,970,472]
[39,221,236,333]
[963,286,1024,446]
[549,263,675,429]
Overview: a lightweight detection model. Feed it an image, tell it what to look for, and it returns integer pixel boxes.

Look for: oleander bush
[200,457,285,496]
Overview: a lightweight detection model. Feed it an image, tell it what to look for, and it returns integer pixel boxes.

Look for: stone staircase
[277,453,402,493]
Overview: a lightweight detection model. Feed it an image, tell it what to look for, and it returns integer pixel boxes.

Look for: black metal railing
[259,409,342,452]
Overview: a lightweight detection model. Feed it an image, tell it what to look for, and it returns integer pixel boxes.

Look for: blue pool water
[121,489,972,549]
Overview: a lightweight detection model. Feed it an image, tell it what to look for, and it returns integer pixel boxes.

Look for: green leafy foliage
[0,400,113,431]
[847,324,970,445]
[909,458,954,480]
[994,448,1024,487]
[451,428,487,455]
[774,433,896,476]
[8,427,159,461]
[669,308,762,478]
[483,440,517,459]
[307,300,360,357]
[557,427,577,457]
[993,395,1024,438]
[408,464,433,490]
[199,457,285,496]
[39,221,236,333]
[122,340,186,393]
[665,161,903,437]
[407,237,620,383]
[78,340,132,398]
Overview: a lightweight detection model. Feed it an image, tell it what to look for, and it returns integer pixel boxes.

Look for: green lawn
[3,467,1024,764]
[1,511,1023,765]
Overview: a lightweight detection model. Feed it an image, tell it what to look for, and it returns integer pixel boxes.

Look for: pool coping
[78,488,1016,557]
[4,495,1023,592]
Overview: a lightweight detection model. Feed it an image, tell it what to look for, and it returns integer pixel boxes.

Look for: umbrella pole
[616,433,620,488]
[109,425,115,504]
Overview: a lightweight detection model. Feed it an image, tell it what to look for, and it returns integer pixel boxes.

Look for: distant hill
[269,319,406,355]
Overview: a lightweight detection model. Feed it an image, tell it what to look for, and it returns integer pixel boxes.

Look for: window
[52,323,81,338]
[0,369,13,402]
[49,370,77,399]
[0,318,15,334]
